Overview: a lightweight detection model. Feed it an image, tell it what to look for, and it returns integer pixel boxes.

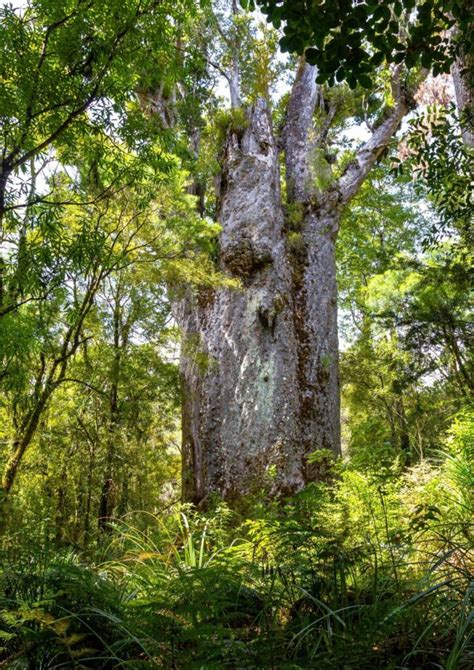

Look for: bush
[2,454,472,669]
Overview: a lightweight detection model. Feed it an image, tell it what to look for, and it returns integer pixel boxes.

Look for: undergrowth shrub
[0,433,472,668]
[0,548,141,669]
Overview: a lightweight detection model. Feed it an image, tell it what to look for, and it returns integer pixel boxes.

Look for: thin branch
[59,377,108,396]
[0,294,49,318]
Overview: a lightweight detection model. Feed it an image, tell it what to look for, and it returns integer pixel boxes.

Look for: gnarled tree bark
[179,99,303,502]
[179,60,421,504]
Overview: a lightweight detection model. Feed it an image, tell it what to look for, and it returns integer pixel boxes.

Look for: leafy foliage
[1,442,472,668]
[251,0,472,88]
[338,163,472,469]
[394,103,473,243]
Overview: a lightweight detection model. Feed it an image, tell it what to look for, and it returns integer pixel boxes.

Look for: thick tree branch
[337,68,415,206]
[451,53,474,147]
[283,58,318,202]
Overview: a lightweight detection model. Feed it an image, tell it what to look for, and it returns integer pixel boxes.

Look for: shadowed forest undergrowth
[1,409,472,669]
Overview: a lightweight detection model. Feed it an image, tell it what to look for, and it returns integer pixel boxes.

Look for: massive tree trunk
[180,99,303,502]
[179,61,417,504]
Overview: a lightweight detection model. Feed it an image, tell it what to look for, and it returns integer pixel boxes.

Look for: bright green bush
[1,456,471,669]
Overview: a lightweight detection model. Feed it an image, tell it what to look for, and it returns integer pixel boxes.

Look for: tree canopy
[251,0,473,87]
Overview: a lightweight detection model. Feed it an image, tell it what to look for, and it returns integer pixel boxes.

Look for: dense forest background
[0,0,472,668]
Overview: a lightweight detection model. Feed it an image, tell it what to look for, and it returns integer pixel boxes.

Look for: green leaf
[370,51,385,66]
[359,73,373,88]
[305,47,319,65]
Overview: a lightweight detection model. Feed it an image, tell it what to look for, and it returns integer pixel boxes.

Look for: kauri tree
[178,5,428,502]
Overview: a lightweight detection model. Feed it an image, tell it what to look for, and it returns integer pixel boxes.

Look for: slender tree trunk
[98,283,133,531]
[84,444,95,541]
[98,479,116,532]
[1,397,48,497]
[387,405,398,451]
[0,400,46,531]
[395,396,411,463]
[97,389,119,532]
[55,470,67,544]
[98,301,122,532]
[0,165,10,239]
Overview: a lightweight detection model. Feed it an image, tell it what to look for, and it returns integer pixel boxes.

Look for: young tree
[0,183,149,516]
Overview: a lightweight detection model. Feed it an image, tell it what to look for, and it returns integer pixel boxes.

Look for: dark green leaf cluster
[251,0,470,88]
[393,104,473,245]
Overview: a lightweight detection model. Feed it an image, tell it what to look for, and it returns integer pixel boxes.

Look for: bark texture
[283,61,341,467]
[179,62,419,504]
[180,100,303,502]
[450,22,474,148]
